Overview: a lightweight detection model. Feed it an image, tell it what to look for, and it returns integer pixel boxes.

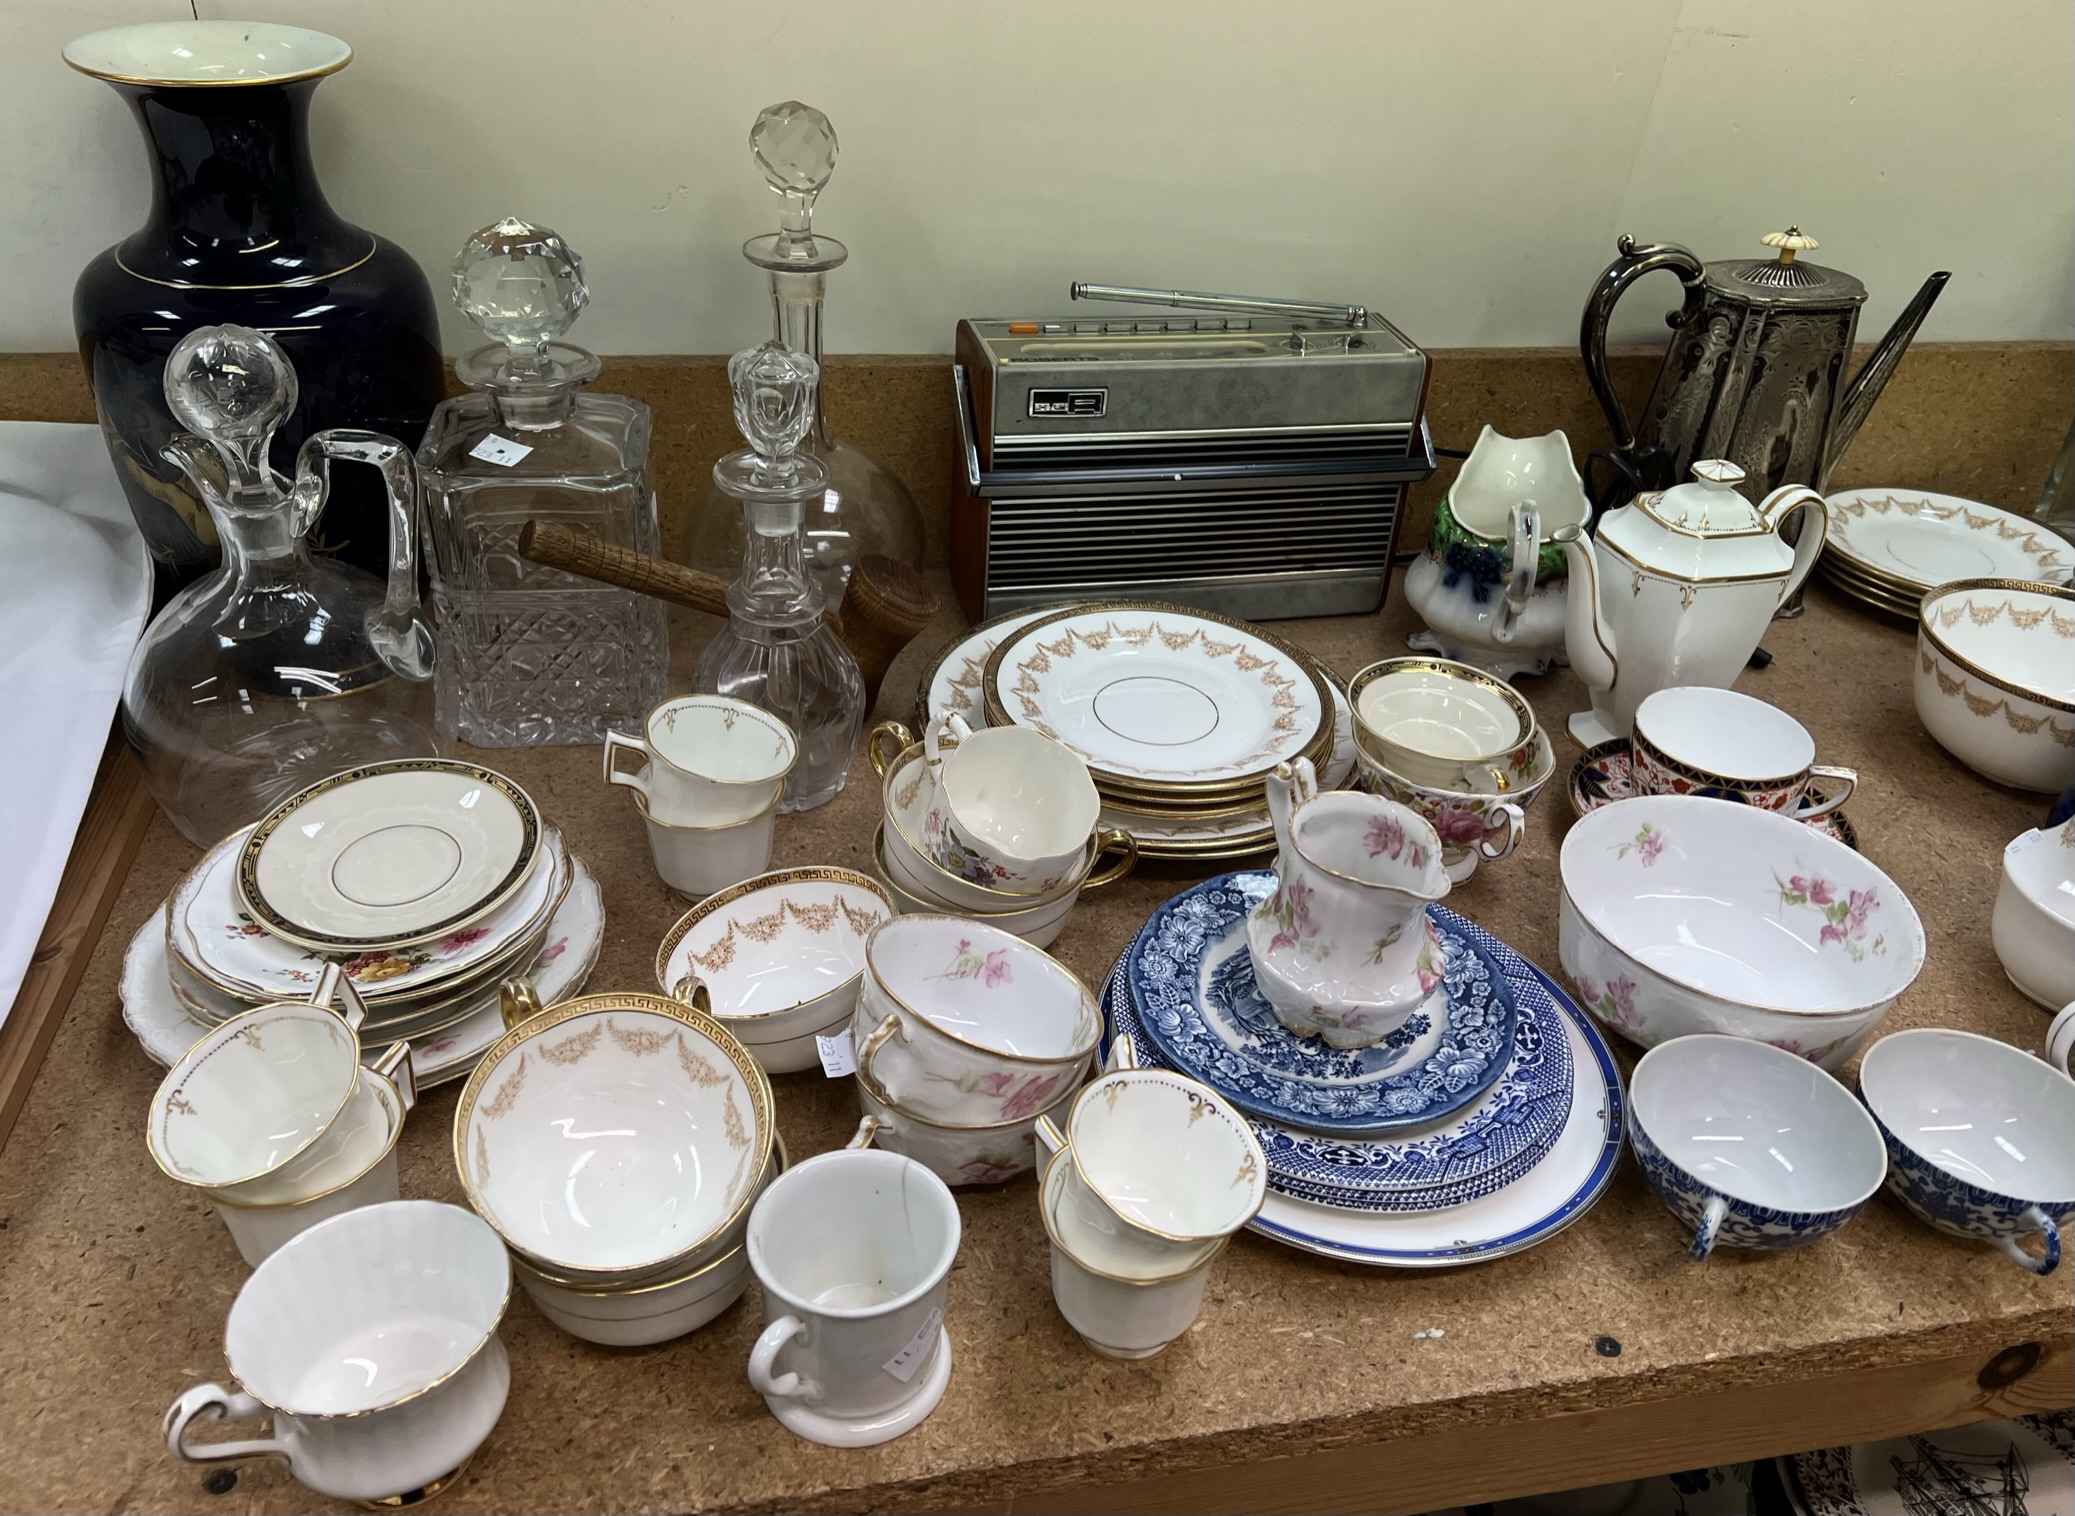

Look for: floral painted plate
[1785,1409,2072,1515]
[1102,909,1574,1211]
[1124,872,1518,1136]
[174,825,567,1005]
[126,860,604,1089]
[1568,739,1858,851]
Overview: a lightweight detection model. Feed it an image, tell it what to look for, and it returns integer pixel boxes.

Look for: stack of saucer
[1819,487,2073,619]
[915,601,1355,861]
[1103,872,1625,1268]
[452,991,782,1346]
[122,760,604,1088]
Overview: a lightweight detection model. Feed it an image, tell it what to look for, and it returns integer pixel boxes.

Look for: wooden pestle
[516,521,939,707]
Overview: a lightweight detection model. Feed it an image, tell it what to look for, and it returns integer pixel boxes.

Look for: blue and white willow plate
[1102,916,1573,1212]
[1125,872,1518,1136]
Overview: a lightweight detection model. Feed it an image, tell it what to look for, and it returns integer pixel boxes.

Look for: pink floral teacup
[853,915,1099,1126]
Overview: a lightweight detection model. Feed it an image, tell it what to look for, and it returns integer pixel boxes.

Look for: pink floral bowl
[854,915,1100,1127]
[1558,795,1925,1070]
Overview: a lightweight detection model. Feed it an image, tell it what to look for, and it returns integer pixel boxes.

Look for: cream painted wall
[6,0,2070,356]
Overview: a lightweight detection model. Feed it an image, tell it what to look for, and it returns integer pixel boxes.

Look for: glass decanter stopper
[684,102,924,613]
[417,217,666,746]
[693,341,866,812]
[120,324,440,846]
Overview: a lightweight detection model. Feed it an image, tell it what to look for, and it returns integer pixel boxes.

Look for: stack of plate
[915,600,1354,862]
[120,760,604,1088]
[1103,871,1624,1267]
[1819,487,2074,618]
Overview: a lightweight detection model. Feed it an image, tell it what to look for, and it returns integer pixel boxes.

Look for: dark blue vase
[71,33,442,584]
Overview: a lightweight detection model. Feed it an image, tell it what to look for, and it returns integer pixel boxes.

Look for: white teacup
[147,965,383,1195]
[604,695,798,826]
[163,1201,512,1505]
[1036,1066,1267,1277]
[1040,1151,1223,1359]
[1632,686,1857,818]
[851,1040,1082,1189]
[919,713,1099,896]
[635,784,781,900]
[1350,657,1537,792]
[854,915,1100,1125]
[206,1059,413,1267]
[746,1148,960,1447]
[2049,1001,2075,1081]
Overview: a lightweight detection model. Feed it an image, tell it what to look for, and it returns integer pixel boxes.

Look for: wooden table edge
[0,742,157,1154]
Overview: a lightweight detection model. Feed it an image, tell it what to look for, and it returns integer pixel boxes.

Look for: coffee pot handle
[1580,236,1707,452]
[1760,485,1828,605]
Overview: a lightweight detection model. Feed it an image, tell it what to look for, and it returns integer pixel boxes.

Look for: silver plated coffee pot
[1579,228,1948,509]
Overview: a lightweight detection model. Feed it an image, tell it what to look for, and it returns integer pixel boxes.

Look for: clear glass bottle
[694,342,866,812]
[119,324,440,847]
[684,102,924,612]
[417,217,667,746]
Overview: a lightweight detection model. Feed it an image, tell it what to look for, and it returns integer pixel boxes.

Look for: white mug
[746,1148,959,1446]
[603,695,798,825]
[163,1201,511,1505]
[920,713,1099,896]
[207,1058,413,1267]
[635,784,781,900]
[1040,1152,1223,1359]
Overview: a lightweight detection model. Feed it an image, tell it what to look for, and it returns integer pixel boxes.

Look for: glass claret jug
[417,217,666,746]
[693,341,866,812]
[120,325,440,847]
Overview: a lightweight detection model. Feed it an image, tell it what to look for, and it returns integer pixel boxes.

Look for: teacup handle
[748,1315,814,1402]
[164,1383,290,1468]
[924,712,973,770]
[498,977,546,1032]
[307,962,366,1034]
[1080,829,1139,895]
[372,1040,418,1117]
[668,970,713,1015]
[2044,1001,2075,1080]
[1796,765,1859,821]
[1688,1194,1728,1262]
[846,1115,887,1151]
[601,730,653,797]
[1494,499,1540,644]
[868,721,916,778]
[853,1016,906,1098]
[1476,802,1526,862]
[1103,1034,1141,1074]
[1994,1205,2062,1276]
[1034,1112,1069,1165]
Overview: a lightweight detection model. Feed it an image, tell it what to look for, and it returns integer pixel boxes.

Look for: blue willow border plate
[1102,919,1573,1212]
[1124,872,1518,1136]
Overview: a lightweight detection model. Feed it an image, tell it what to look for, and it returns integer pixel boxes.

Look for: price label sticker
[468,433,533,467]
[815,1029,857,1078]
[882,1307,943,1383]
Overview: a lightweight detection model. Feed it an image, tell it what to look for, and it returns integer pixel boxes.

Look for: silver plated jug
[1579,227,1948,510]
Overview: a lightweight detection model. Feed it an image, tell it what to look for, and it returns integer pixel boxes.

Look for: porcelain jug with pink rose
[1244,756,1453,1049]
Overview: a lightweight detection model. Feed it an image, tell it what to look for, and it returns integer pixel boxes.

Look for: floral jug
[1404,426,1591,681]
[1245,757,1453,1049]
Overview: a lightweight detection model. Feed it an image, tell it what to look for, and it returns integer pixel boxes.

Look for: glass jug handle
[293,430,437,681]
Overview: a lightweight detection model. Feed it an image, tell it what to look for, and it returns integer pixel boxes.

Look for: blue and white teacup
[1858,1027,2075,1276]
[1629,1035,1887,1261]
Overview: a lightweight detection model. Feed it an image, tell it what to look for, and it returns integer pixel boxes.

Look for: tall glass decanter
[694,342,866,812]
[417,217,667,746]
[119,324,439,846]
[684,102,923,612]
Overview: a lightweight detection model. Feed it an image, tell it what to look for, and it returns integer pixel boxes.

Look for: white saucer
[764,1332,953,1449]
[239,761,542,952]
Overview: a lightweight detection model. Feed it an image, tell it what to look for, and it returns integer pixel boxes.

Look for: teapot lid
[1637,460,1765,536]
[1704,228,1868,308]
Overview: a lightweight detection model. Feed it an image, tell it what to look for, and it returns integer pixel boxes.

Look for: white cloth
[0,421,152,1028]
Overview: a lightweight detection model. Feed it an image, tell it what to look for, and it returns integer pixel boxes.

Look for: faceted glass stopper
[452,217,588,358]
[163,323,297,484]
[751,101,838,237]
[729,341,819,479]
